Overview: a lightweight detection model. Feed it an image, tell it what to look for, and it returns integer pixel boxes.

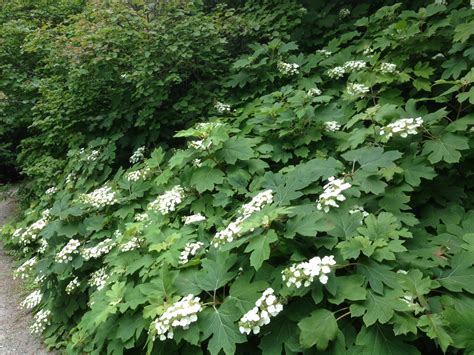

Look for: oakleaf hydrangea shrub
[1,1,474,354]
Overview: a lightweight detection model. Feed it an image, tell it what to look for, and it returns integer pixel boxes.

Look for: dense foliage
[2,0,474,354]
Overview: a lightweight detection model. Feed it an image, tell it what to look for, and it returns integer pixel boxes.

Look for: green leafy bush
[2,1,474,354]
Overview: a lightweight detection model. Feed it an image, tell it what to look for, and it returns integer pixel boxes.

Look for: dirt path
[0,190,51,354]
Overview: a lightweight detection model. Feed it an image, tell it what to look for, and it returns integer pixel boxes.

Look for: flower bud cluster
[89,268,109,290]
[179,242,205,264]
[380,117,423,139]
[149,185,185,215]
[282,255,336,288]
[307,87,322,97]
[327,66,345,79]
[343,60,366,72]
[20,290,43,309]
[81,186,118,208]
[151,295,202,341]
[65,277,80,294]
[380,62,397,74]
[183,213,206,225]
[347,83,370,97]
[316,176,352,213]
[14,257,37,280]
[127,167,151,182]
[238,288,283,335]
[214,101,231,114]
[120,237,141,252]
[30,309,51,334]
[324,121,341,132]
[277,61,300,75]
[55,239,80,263]
[212,190,274,248]
[81,238,115,260]
[130,146,146,164]
[45,186,57,195]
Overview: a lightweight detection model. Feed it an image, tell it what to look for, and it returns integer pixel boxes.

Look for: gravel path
[0,189,51,354]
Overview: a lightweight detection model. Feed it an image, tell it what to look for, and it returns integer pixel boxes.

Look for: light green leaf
[422,132,469,164]
[190,167,225,193]
[245,230,278,270]
[298,309,338,350]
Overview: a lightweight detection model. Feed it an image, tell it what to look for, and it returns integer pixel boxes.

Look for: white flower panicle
[282,255,336,288]
[277,61,300,75]
[212,190,274,248]
[127,167,151,182]
[192,158,202,167]
[65,172,76,185]
[15,213,50,246]
[324,121,342,132]
[34,274,46,285]
[65,277,80,294]
[81,186,118,208]
[55,239,81,263]
[130,146,146,164]
[380,117,423,139]
[194,122,223,137]
[89,268,109,290]
[316,176,352,213]
[307,87,322,97]
[380,62,397,74]
[81,238,115,260]
[30,309,51,334]
[120,237,141,252]
[183,213,206,225]
[363,47,375,56]
[347,83,370,97]
[14,257,37,280]
[434,0,447,5]
[188,139,211,151]
[20,290,43,309]
[38,239,48,254]
[79,148,100,162]
[327,66,346,79]
[151,295,202,341]
[316,49,332,57]
[214,101,232,114]
[471,0,474,10]
[134,212,149,222]
[149,185,185,215]
[343,60,366,72]
[45,186,57,195]
[339,8,350,18]
[239,288,283,335]
[349,205,369,218]
[179,242,205,264]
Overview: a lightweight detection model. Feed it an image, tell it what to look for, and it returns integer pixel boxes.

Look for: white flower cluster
[45,186,57,195]
[339,8,350,18]
[471,0,474,10]
[179,242,205,264]
[316,49,331,57]
[277,61,300,76]
[183,213,206,225]
[15,213,50,246]
[120,237,141,252]
[282,255,336,288]
[194,122,223,136]
[238,288,283,335]
[55,239,80,263]
[34,274,46,285]
[14,257,37,280]
[363,47,375,56]
[81,186,118,208]
[188,139,211,151]
[149,185,185,215]
[30,309,51,334]
[65,172,76,185]
[65,277,80,294]
[214,101,231,114]
[343,60,367,72]
[349,205,369,218]
[151,295,202,341]
[192,158,202,167]
[380,62,397,74]
[307,87,322,97]
[134,212,149,222]
[327,66,345,79]
[127,167,150,182]
[20,290,42,309]
[316,176,352,213]
[347,83,370,97]
[324,121,341,132]
[130,146,146,164]
[89,268,109,290]
[434,0,447,5]
[212,190,274,248]
[81,238,115,260]
[380,117,423,139]
[79,148,100,161]
[38,239,48,254]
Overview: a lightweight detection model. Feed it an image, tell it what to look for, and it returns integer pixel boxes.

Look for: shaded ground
[0,189,51,354]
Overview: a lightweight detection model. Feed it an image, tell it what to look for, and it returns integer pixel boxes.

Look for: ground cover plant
[1,0,474,354]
